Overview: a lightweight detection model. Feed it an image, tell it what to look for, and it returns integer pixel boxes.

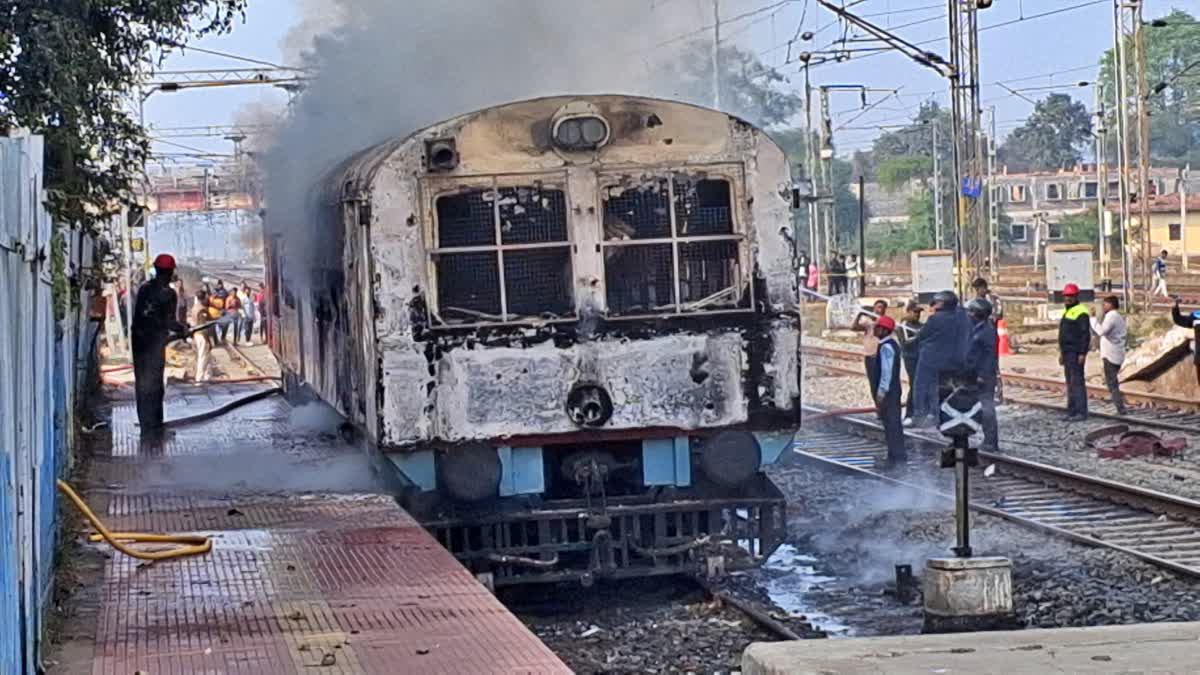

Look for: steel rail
[796,404,1200,580]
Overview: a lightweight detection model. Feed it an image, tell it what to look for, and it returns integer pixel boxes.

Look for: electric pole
[1133,0,1153,308]
[933,120,943,249]
[987,106,998,279]
[1113,0,1138,307]
[820,86,835,256]
[804,63,820,263]
[712,0,722,109]
[1095,86,1108,281]
[948,0,986,291]
[1182,166,1190,271]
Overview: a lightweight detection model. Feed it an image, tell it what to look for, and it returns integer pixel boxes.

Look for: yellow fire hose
[56,480,213,560]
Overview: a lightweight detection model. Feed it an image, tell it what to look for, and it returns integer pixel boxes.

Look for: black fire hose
[163,387,282,428]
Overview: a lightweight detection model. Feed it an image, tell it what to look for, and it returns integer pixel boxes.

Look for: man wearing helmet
[912,290,971,428]
[131,253,188,434]
[1058,283,1091,420]
[1172,298,1200,388]
[965,298,999,451]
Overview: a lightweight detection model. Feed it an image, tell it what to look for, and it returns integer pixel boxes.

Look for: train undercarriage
[382,432,791,587]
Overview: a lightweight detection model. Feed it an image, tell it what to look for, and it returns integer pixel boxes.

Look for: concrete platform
[742,622,1200,674]
[50,365,568,674]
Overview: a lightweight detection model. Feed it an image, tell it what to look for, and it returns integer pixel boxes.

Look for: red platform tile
[59,390,569,674]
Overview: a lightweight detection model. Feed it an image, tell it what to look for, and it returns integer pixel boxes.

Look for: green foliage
[50,229,69,323]
[998,93,1092,171]
[876,156,933,192]
[1058,207,1101,245]
[1100,9,1200,164]
[0,1,247,230]
[868,193,935,260]
[871,101,952,171]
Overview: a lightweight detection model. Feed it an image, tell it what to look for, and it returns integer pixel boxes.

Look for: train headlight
[552,115,610,152]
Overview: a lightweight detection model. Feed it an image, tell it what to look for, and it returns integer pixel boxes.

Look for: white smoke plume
[259,0,762,286]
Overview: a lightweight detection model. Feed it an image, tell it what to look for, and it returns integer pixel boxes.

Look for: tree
[769,129,865,253]
[871,101,952,172]
[868,194,935,260]
[664,41,803,127]
[1,2,246,229]
[1057,207,1101,246]
[998,94,1092,171]
[1101,9,1200,164]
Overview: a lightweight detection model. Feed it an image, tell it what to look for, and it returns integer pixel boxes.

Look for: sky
[145,0,1200,162]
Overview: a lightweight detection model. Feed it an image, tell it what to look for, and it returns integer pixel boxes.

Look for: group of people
[188,279,267,382]
[1075,288,1200,419]
[859,274,1200,462]
[796,251,862,297]
[856,278,1005,463]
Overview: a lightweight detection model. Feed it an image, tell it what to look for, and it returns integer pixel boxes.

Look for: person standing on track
[255,285,268,342]
[868,315,906,464]
[1058,283,1091,421]
[223,286,242,346]
[1153,250,1169,298]
[854,300,890,394]
[131,254,187,434]
[1091,295,1128,415]
[1172,297,1200,388]
[898,299,924,425]
[972,277,1004,401]
[912,291,970,428]
[192,289,212,383]
[240,284,257,345]
[846,254,861,297]
[966,299,999,452]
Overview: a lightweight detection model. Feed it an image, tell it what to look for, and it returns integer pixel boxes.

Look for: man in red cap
[1058,283,1091,420]
[867,315,906,463]
[132,253,187,434]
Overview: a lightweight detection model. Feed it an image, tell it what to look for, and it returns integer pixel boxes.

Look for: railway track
[224,342,278,380]
[802,343,1200,433]
[796,405,1200,579]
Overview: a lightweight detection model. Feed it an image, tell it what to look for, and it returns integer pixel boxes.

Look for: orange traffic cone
[996,318,1012,356]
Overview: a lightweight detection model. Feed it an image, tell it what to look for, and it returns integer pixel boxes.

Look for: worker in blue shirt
[965,298,999,451]
[912,291,971,428]
[868,315,906,464]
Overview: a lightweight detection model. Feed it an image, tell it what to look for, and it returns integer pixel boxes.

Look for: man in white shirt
[1090,295,1128,414]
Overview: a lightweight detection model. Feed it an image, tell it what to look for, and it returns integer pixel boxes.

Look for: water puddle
[760,544,854,636]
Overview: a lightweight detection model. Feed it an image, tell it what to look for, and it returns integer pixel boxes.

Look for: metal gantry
[1112,0,1141,307]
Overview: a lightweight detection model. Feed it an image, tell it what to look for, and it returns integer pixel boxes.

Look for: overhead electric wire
[652,0,800,49]
[151,138,221,154]
[159,41,292,70]
[813,0,1110,72]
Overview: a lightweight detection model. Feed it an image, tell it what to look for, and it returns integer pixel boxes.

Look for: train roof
[320,94,775,203]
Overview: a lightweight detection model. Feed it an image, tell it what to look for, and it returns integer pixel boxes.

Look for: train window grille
[602,175,744,316]
[432,185,572,324]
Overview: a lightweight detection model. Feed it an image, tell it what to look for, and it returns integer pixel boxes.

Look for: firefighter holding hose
[131,254,187,434]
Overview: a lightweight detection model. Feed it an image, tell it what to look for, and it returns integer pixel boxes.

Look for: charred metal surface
[272,93,799,451]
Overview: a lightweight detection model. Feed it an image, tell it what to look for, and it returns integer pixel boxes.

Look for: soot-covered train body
[265,95,801,585]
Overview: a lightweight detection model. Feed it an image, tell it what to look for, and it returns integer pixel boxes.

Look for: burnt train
[265,95,803,585]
